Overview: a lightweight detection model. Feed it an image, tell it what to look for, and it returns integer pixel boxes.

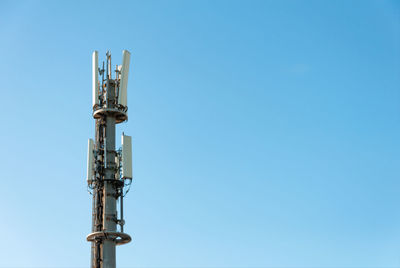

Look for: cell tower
[86,50,133,268]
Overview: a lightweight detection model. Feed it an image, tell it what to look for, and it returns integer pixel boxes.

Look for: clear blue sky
[0,0,399,267]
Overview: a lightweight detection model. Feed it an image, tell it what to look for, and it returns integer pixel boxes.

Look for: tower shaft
[102,86,117,267]
[87,50,132,268]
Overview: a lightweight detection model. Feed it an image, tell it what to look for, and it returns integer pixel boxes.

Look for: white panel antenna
[118,50,131,107]
[92,51,99,107]
[121,134,132,179]
[87,139,95,183]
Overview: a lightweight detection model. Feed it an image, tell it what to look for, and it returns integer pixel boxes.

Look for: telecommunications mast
[86,50,133,268]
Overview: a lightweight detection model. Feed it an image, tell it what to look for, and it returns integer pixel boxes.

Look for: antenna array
[86,50,133,268]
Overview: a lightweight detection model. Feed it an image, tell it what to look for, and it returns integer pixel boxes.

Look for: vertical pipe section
[90,189,96,268]
[120,190,124,233]
[87,137,95,267]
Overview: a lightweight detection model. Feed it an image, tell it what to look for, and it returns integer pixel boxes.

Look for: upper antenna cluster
[92,50,131,123]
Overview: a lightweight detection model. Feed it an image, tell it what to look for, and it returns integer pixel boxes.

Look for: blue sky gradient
[0,0,399,267]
